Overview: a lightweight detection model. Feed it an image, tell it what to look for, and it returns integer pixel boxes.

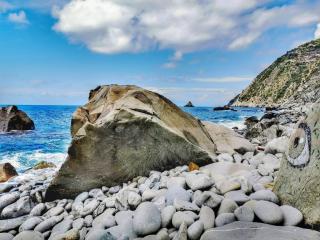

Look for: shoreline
[1,104,318,239]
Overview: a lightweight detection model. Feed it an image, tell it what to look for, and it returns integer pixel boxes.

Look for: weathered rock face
[0,163,18,182]
[0,106,35,132]
[46,85,216,200]
[274,101,320,226]
[233,39,320,107]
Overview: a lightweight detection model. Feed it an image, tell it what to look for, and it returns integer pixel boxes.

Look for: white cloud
[194,76,253,83]
[8,10,29,24]
[0,1,12,13]
[315,23,320,39]
[53,0,320,54]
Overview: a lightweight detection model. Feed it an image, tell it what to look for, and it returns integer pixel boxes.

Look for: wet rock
[0,192,20,211]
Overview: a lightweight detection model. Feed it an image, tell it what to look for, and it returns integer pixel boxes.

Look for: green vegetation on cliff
[234,39,320,106]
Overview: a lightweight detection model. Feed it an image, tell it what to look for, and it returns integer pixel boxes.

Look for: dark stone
[0,106,34,132]
[213,106,236,111]
[184,101,194,107]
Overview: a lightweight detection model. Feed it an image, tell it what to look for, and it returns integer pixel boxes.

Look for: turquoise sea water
[0,105,264,172]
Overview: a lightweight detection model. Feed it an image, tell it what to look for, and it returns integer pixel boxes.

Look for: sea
[0,105,264,172]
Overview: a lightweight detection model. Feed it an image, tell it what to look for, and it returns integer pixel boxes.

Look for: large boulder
[274,101,320,226]
[203,121,255,154]
[0,106,34,132]
[45,85,216,200]
[200,221,320,240]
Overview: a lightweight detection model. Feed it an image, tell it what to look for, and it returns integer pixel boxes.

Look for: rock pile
[0,147,319,239]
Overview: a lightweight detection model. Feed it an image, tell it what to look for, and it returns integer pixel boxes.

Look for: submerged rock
[0,105,35,132]
[46,85,216,200]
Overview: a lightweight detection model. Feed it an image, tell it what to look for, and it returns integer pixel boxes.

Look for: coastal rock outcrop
[46,85,216,200]
[0,106,35,132]
[274,101,320,226]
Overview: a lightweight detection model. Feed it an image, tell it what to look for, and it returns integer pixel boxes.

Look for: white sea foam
[218,120,245,129]
[0,150,66,172]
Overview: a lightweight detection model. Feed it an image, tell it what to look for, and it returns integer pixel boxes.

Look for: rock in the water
[274,101,320,226]
[203,122,255,155]
[200,221,320,240]
[133,202,161,236]
[32,161,56,170]
[0,106,35,133]
[184,101,194,107]
[253,201,283,225]
[46,85,216,200]
[0,163,18,183]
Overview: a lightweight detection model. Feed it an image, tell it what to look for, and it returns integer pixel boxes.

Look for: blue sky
[0,0,319,106]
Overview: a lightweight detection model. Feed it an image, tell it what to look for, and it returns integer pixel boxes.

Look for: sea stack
[184,101,194,107]
[46,85,216,200]
[0,105,35,132]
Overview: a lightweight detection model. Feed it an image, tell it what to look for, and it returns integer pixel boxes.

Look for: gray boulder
[274,101,320,226]
[46,85,216,200]
[200,221,320,240]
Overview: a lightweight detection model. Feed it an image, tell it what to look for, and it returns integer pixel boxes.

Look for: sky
[0,0,319,106]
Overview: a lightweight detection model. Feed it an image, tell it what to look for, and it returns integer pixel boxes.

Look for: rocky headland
[0,84,319,240]
[232,39,320,108]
